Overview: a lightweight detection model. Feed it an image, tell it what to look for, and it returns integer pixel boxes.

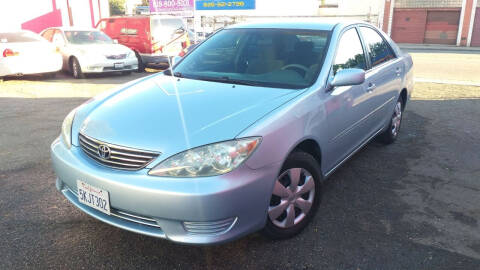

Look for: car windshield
[64,31,113,44]
[173,28,331,89]
[0,32,43,43]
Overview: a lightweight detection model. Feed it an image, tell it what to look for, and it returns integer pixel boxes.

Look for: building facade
[0,0,110,33]
[382,0,479,46]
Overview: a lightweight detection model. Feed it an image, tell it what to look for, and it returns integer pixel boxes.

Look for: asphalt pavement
[1,56,480,269]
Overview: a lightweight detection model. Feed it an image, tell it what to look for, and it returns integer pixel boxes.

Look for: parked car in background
[0,30,62,80]
[97,15,190,71]
[40,27,138,79]
[51,21,413,244]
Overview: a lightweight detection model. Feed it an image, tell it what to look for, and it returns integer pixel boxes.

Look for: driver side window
[333,28,366,74]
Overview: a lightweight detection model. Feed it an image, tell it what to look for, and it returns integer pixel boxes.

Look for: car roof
[227,20,367,31]
[45,27,100,32]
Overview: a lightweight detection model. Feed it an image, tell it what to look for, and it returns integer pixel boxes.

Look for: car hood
[76,75,300,160]
[70,43,131,56]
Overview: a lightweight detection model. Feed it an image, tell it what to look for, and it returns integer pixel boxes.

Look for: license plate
[114,63,124,69]
[77,180,111,215]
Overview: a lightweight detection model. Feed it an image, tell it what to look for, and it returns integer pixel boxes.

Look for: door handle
[395,67,402,76]
[366,83,376,92]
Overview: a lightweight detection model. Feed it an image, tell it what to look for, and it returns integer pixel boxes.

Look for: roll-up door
[392,9,427,44]
[424,10,461,45]
[471,8,480,47]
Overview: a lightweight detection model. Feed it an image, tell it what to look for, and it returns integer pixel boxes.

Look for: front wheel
[70,57,84,79]
[378,97,403,144]
[262,151,322,239]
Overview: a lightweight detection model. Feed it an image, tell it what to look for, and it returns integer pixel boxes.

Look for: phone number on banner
[195,0,255,10]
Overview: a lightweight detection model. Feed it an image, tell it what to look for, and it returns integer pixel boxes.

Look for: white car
[40,27,138,79]
[0,30,62,80]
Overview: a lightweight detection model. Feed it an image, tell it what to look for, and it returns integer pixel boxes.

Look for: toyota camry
[51,21,413,244]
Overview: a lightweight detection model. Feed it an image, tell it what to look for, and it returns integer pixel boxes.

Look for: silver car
[51,21,413,244]
[40,27,138,78]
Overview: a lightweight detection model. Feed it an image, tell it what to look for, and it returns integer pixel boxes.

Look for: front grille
[78,133,159,170]
[106,54,126,59]
[183,217,237,235]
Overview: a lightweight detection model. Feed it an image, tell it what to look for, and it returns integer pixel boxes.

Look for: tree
[109,0,126,15]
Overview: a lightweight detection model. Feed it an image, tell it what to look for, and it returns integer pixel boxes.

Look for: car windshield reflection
[173,28,331,89]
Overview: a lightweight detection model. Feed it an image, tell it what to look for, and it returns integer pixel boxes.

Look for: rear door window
[359,27,395,68]
[333,28,367,74]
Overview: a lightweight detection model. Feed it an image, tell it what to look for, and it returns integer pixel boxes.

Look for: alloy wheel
[391,101,402,137]
[268,168,315,228]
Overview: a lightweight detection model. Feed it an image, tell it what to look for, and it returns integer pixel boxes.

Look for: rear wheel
[135,51,145,72]
[262,151,322,239]
[378,96,403,144]
[70,57,84,79]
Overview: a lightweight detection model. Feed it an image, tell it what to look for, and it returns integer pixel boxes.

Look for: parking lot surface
[1,54,480,269]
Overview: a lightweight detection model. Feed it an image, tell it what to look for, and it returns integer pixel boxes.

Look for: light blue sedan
[51,21,414,244]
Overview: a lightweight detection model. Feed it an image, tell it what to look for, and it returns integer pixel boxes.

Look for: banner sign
[195,0,255,10]
[149,0,194,13]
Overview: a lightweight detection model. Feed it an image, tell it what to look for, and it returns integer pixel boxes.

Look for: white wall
[318,0,384,16]
[0,0,110,32]
[195,0,320,16]
[0,0,54,31]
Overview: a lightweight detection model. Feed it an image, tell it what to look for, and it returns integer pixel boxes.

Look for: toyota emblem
[97,144,111,159]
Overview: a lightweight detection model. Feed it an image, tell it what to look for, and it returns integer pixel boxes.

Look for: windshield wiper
[163,69,183,78]
[195,76,260,86]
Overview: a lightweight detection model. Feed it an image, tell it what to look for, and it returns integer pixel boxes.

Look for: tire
[135,51,145,72]
[262,151,322,240]
[378,96,404,144]
[70,57,84,79]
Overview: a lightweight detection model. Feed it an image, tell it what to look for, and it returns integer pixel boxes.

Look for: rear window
[0,32,43,43]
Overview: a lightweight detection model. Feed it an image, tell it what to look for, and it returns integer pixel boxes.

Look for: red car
[97,15,190,71]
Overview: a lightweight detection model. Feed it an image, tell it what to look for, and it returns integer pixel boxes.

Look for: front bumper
[50,138,279,244]
[78,56,138,73]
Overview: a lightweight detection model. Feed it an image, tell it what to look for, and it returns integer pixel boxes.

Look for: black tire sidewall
[262,151,322,239]
[135,52,145,72]
[71,57,84,79]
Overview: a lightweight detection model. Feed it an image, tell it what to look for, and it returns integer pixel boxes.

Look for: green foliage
[109,0,126,15]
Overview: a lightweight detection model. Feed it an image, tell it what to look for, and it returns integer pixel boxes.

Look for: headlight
[61,108,76,149]
[149,137,261,177]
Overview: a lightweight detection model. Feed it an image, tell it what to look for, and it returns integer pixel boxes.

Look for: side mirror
[329,68,365,88]
[113,39,118,44]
